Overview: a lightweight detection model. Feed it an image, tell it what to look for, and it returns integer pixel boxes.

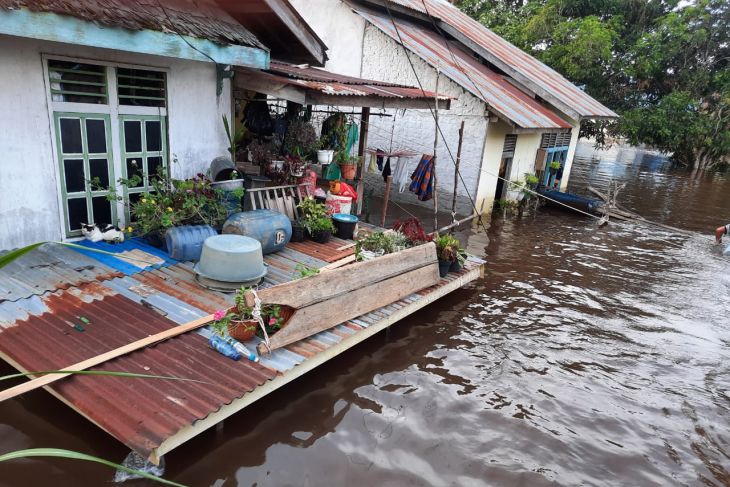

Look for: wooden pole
[356,107,370,215]
[0,314,216,403]
[451,121,465,224]
[432,67,440,233]
[381,175,393,227]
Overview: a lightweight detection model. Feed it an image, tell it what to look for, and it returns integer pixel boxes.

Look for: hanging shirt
[409,155,434,202]
[382,157,392,182]
[392,157,411,193]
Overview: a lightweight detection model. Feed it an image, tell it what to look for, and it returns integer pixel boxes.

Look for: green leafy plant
[223,115,246,161]
[549,161,561,170]
[294,263,320,279]
[496,198,519,211]
[433,233,461,262]
[297,197,335,235]
[210,287,284,338]
[356,231,409,260]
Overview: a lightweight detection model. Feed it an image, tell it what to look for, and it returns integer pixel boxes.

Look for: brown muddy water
[1,144,730,486]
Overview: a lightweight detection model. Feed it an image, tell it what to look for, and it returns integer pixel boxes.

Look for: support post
[451,121,465,223]
[381,175,393,227]
[356,107,370,215]
[432,68,440,233]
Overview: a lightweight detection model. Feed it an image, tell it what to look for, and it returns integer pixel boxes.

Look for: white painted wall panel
[0,35,230,249]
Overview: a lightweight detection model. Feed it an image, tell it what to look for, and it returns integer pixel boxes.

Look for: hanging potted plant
[285,148,307,178]
[211,287,285,342]
[549,160,561,175]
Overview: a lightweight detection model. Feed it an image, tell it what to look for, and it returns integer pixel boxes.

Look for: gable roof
[354,6,572,130]
[0,0,265,49]
[358,0,617,121]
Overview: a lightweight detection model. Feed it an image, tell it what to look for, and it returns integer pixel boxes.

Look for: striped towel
[409,155,434,201]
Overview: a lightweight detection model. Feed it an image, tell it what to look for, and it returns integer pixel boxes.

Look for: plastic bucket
[332,213,358,240]
[325,192,352,215]
[165,225,217,261]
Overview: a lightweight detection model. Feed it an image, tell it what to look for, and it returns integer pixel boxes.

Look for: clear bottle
[221,336,259,363]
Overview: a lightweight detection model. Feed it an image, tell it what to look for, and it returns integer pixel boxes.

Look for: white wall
[0,35,231,249]
[559,123,581,191]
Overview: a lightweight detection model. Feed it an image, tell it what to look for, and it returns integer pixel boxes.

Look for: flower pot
[291,223,305,242]
[229,320,258,342]
[340,163,356,180]
[290,168,304,178]
[438,259,452,278]
[317,150,334,164]
[450,259,464,273]
[309,229,332,244]
[332,213,358,240]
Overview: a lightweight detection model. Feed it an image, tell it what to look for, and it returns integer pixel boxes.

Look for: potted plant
[285,149,307,178]
[355,230,409,260]
[434,233,460,277]
[450,247,467,272]
[297,196,336,243]
[549,160,561,175]
[336,151,358,180]
[211,287,285,342]
[222,115,246,162]
[291,220,306,242]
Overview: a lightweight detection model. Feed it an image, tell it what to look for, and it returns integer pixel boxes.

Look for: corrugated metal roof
[241,61,451,103]
[353,7,571,129]
[0,0,265,49]
[361,0,617,119]
[71,239,177,275]
[0,244,120,303]
[0,233,485,460]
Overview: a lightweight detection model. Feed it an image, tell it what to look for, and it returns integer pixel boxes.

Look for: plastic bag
[337,181,358,202]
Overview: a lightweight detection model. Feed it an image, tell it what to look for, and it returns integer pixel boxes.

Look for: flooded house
[289,0,617,215]
[0,0,485,474]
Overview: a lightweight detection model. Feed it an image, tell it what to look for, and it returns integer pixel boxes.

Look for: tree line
[458,0,729,169]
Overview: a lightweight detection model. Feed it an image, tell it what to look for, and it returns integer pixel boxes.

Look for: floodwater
[1,143,729,486]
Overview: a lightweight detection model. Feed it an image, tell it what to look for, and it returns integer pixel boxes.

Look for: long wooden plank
[257,263,440,353]
[246,242,437,309]
[0,313,215,403]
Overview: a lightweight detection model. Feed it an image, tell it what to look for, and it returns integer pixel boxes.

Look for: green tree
[458,0,730,169]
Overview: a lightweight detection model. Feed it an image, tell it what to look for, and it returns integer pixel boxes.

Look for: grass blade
[0,448,187,486]
[0,243,47,269]
[0,370,208,384]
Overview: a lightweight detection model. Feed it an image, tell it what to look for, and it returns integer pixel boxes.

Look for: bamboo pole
[356,107,370,216]
[0,314,216,403]
[451,121,465,223]
[381,175,393,227]
[432,67,440,232]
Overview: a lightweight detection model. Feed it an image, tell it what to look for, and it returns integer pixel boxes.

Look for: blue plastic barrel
[222,209,292,254]
[164,225,217,261]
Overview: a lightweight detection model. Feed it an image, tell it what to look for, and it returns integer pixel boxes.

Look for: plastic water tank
[222,209,292,254]
[164,225,217,261]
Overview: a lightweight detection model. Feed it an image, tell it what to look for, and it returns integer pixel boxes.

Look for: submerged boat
[537,187,603,215]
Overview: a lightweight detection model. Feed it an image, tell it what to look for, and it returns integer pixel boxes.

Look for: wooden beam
[257,263,440,353]
[0,314,215,403]
[246,242,437,309]
[150,264,482,464]
[0,9,269,69]
[356,106,370,215]
[305,92,450,110]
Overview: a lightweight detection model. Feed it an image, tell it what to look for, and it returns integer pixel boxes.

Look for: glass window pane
[63,158,85,193]
[147,156,163,182]
[128,192,142,213]
[86,119,107,153]
[60,118,82,154]
[124,120,142,153]
[146,120,162,151]
[91,196,113,226]
[67,198,88,231]
[89,158,109,189]
[126,158,143,187]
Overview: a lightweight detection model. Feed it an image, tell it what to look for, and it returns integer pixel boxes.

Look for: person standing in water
[715,223,730,243]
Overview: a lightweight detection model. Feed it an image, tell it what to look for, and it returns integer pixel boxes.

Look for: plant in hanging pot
[285,149,307,178]
[210,288,258,342]
[549,160,561,174]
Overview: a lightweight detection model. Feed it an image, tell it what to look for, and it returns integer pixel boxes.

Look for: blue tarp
[70,238,177,275]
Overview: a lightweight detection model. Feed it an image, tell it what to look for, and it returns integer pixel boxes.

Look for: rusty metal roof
[240,61,452,105]
[357,0,617,120]
[0,0,265,49]
[0,238,484,461]
[353,8,571,129]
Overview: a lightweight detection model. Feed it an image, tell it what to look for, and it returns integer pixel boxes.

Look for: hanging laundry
[409,155,434,201]
[368,153,378,173]
[382,157,392,182]
[392,157,411,193]
[376,153,384,171]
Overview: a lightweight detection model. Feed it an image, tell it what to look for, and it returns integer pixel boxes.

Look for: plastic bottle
[221,336,259,363]
[208,335,242,361]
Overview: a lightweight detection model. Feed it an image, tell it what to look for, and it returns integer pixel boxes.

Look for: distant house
[0,0,326,250]
[290,0,617,215]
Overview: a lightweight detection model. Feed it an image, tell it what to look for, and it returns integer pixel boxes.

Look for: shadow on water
[1,143,729,486]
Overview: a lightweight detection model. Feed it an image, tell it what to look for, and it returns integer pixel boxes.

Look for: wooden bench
[245,184,306,221]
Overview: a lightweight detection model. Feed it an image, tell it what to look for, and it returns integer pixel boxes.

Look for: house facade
[290,0,616,216]
[0,0,325,250]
